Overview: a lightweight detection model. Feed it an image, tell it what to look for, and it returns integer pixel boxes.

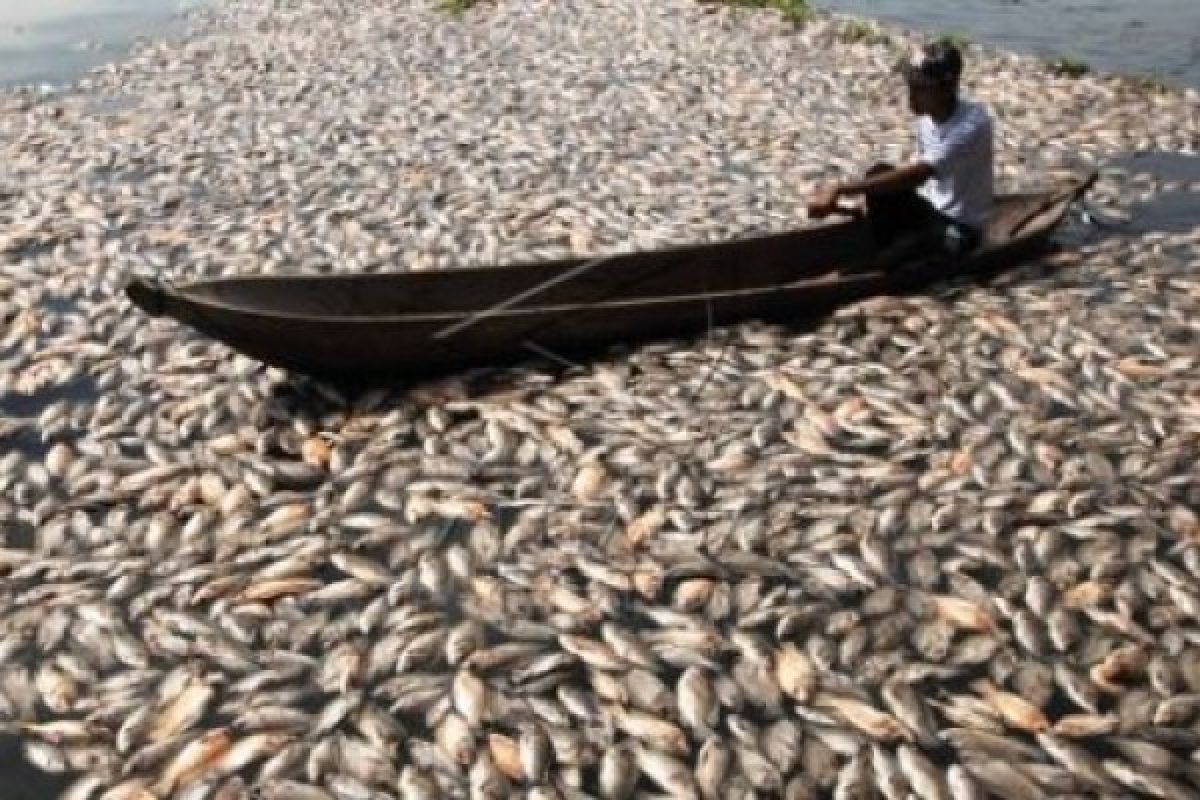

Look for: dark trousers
[864,163,981,263]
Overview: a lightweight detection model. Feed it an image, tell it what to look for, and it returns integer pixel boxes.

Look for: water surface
[820,0,1200,87]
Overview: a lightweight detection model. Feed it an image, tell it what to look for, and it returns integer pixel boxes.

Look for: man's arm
[808,162,934,218]
[838,162,934,198]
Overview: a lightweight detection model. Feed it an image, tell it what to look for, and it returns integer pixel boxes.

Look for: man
[808,40,994,267]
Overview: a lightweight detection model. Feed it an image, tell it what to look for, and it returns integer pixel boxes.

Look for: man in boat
[807,40,994,268]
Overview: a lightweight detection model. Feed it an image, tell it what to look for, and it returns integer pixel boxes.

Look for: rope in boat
[431,253,619,341]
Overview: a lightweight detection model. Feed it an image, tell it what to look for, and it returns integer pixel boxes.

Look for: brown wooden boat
[125,173,1095,379]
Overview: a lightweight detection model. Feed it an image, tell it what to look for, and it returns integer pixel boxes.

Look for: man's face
[907,82,951,116]
[907,82,934,115]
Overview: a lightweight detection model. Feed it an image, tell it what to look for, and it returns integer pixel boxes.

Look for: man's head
[900,41,963,118]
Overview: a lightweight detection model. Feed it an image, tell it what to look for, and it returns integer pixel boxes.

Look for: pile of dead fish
[0,0,1199,798]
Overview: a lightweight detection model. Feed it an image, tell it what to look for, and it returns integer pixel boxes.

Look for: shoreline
[0,0,1197,796]
[0,1,210,93]
[9,1,1198,104]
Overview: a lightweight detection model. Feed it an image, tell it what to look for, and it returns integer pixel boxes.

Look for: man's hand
[806,184,842,219]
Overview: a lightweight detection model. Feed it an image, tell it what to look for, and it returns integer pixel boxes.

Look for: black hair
[901,41,964,88]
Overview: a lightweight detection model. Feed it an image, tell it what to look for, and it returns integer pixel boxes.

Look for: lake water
[0,0,204,89]
[820,0,1200,88]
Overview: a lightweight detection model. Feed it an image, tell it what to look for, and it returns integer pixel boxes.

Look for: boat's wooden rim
[127,173,1095,325]
[166,266,893,324]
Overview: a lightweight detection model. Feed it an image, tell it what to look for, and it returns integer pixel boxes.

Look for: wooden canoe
[125,173,1095,379]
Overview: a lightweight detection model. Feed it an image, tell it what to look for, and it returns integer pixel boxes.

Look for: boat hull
[125,176,1095,379]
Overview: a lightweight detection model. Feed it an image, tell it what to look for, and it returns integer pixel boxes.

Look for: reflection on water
[1111,152,1200,234]
[0,0,204,88]
[821,0,1200,87]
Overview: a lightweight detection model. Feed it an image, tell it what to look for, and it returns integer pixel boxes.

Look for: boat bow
[125,276,172,318]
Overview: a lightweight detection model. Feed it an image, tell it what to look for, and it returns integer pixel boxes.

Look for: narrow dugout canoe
[125,173,1096,379]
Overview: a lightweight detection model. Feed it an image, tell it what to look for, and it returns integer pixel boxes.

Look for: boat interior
[174,188,1073,318]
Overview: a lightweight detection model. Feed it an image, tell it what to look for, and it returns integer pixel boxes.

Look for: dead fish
[452,666,489,727]
[1053,713,1120,738]
[1104,758,1195,799]
[816,693,914,743]
[436,711,475,766]
[695,736,730,799]
[487,732,524,783]
[971,679,1049,733]
[870,743,909,800]
[964,761,1041,800]
[148,681,215,743]
[598,746,637,799]
[1091,644,1147,692]
[775,644,816,702]
[677,666,718,735]
[1037,733,1119,791]
[634,746,697,797]
[609,705,688,754]
[946,765,983,800]
[254,781,335,800]
[881,679,937,746]
[897,745,948,800]
[156,728,233,794]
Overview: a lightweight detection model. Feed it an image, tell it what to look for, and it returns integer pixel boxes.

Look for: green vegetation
[936,32,972,51]
[712,0,814,26]
[1125,70,1173,94]
[839,18,891,46]
[440,0,480,13]
[1046,55,1091,78]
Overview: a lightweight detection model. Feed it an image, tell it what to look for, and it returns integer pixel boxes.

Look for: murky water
[0,735,74,800]
[1114,151,1200,233]
[0,0,205,89]
[820,0,1200,87]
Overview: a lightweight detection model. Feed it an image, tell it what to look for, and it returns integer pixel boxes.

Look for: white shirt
[915,99,994,230]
